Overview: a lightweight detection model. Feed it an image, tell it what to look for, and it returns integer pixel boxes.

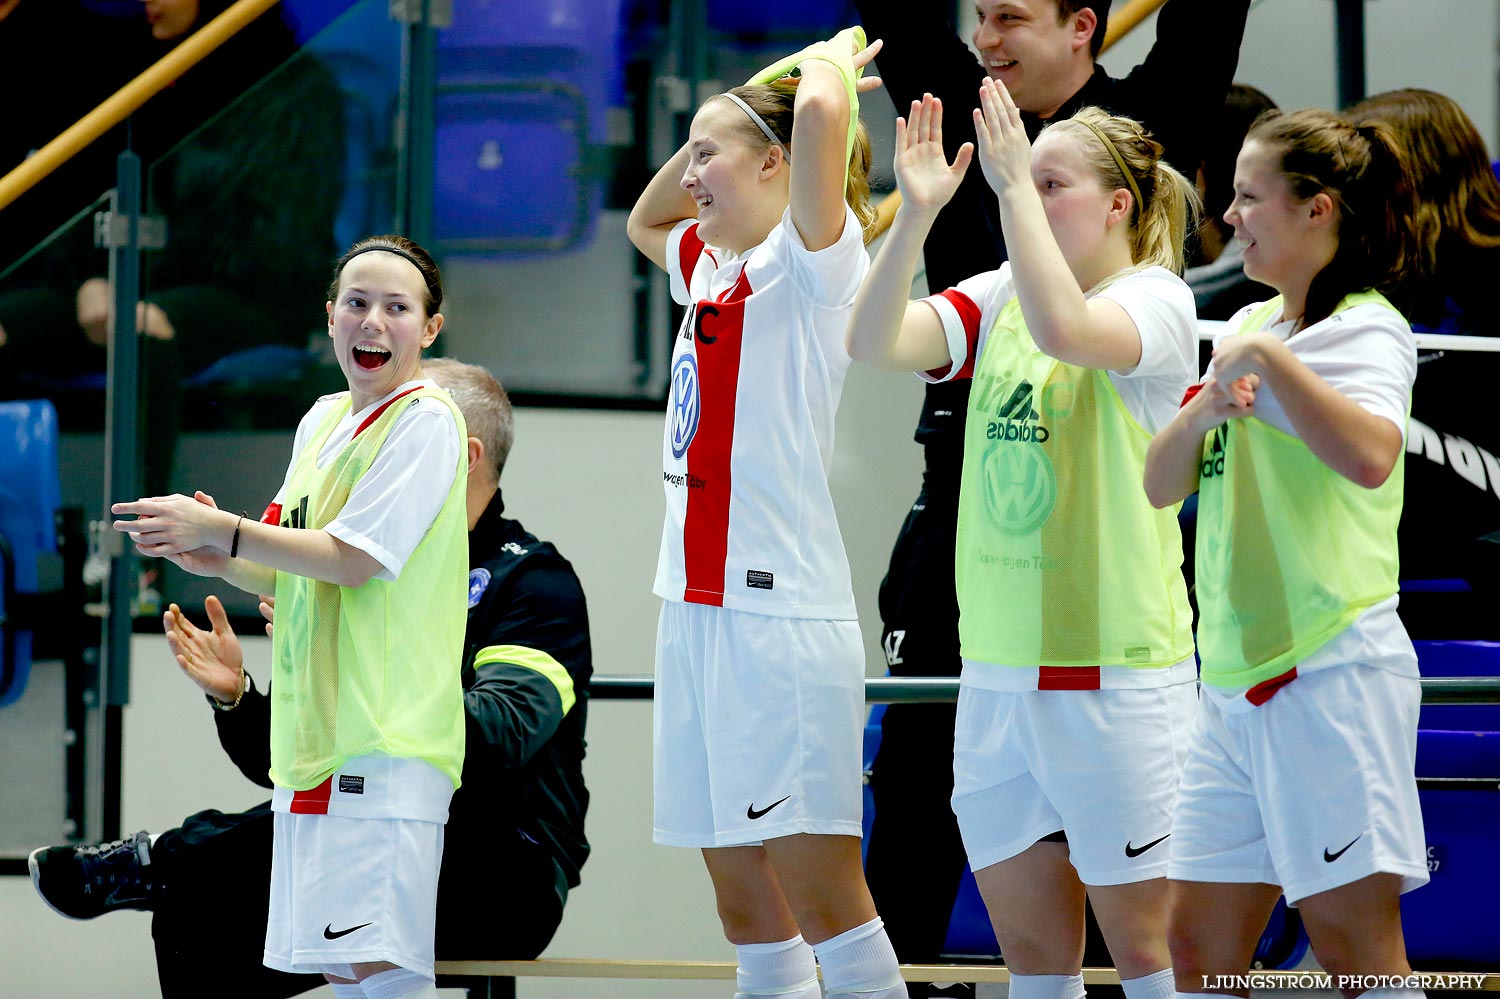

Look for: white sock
[1122,970,1174,999]
[360,967,439,999]
[735,934,820,997]
[1011,974,1087,999]
[812,917,906,997]
[329,985,364,999]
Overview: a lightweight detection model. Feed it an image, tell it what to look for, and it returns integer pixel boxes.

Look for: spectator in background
[1185,84,1278,322]
[1347,88,1500,637]
[0,0,132,270]
[0,0,342,502]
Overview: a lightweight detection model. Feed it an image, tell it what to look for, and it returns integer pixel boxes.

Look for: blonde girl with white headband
[627,27,907,999]
[848,80,1200,999]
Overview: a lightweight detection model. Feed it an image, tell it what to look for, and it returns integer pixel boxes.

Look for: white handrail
[1197,320,1500,353]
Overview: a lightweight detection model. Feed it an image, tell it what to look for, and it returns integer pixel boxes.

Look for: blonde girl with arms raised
[1143,111,1426,999]
[848,81,1200,999]
[626,27,908,999]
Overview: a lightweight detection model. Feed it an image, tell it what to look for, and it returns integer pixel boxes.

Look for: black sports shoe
[28,831,156,919]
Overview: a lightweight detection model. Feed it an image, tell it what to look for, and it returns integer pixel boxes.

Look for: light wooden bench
[434,960,1500,989]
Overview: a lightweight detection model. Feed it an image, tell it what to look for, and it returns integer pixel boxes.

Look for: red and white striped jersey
[653,207,868,620]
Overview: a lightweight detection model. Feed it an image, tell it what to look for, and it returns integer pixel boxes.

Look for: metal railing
[0,0,283,213]
[591,674,1500,704]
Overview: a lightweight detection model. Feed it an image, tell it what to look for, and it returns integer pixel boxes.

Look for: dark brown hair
[1347,88,1500,283]
[1246,108,1418,327]
[326,235,444,316]
[1056,0,1111,57]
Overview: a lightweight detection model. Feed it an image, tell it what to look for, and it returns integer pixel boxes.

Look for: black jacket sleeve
[854,0,985,157]
[1114,0,1253,173]
[461,560,592,777]
[212,673,275,790]
[854,0,1004,290]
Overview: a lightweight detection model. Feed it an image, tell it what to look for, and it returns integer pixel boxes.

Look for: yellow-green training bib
[956,296,1194,669]
[269,387,469,790]
[1195,291,1406,689]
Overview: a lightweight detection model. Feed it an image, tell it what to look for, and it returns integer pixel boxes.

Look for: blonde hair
[1048,107,1201,274]
[716,83,878,242]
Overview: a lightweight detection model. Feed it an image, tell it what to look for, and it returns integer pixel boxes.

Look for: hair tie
[1078,118,1143,222]
[721,92,789,161]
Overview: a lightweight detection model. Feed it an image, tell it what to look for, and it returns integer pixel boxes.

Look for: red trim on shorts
[1038,666,1101,690]
[1181,383,1204,407]
[289,776,333,814]
[261,502,282,525]
[353,386,423,438]
[1245,666,1298,706]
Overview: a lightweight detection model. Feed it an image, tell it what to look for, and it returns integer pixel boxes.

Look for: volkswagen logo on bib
[980,441,1057,535]
[669,353,701,458]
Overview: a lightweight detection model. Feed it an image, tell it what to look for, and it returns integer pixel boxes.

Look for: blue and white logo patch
[669,352,701,459]
[467,568,492,608]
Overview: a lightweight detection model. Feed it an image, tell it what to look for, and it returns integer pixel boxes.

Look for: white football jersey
[653,206,869,620]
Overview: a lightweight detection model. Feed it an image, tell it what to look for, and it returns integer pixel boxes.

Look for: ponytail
[1248,109,1419,327]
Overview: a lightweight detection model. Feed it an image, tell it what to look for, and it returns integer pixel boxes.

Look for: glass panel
[0,195,114,434]
[431,0,888,404]
[142,0,402,433]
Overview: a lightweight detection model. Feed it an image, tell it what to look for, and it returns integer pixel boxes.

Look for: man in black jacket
[850,2,1251,994]
[28,358,592,999]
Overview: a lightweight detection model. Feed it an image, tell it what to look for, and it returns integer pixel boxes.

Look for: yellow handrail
[868,0,1169,241]
[1103,0,1168,51]
[0,0,283,214]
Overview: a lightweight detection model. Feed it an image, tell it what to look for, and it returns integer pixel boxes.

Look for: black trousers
[866,485,969,999]
[149,804,563,998]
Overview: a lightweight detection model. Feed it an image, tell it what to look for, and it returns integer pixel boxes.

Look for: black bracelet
[230,512,247,559]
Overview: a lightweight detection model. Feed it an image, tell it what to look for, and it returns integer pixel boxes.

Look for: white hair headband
[721,92,790,161]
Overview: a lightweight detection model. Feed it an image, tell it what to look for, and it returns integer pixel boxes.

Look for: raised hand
[894,94,974,216]
[973,77,1032,198]
[850,36,884,95]
[163,596,243,703]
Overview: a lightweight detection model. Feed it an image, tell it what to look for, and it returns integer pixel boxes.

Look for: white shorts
[264,811,444,980]
[1169,663,1429,905]
[652,601,865,848]
[951,681,1197,884]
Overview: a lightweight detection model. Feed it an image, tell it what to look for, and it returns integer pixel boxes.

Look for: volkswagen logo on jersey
[980,440,1057,535]
[669,352,701,459]
[467,568,491,608]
